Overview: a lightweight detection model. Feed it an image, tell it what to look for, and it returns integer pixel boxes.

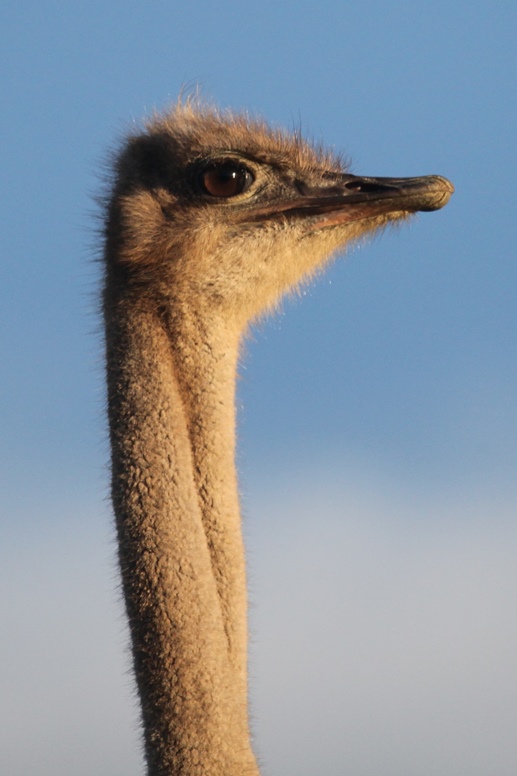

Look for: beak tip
[414,175,454,212]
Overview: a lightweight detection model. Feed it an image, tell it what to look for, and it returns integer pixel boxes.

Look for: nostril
[344,180,391,193]
[344,180,364,191]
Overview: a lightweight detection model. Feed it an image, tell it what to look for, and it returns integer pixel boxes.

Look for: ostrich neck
[166,303,245,661]
[105,287,258,776]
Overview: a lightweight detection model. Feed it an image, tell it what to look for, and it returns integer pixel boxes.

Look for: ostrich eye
[199,162,254,198]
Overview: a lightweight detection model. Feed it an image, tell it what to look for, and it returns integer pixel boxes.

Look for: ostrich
[102,101,453,776]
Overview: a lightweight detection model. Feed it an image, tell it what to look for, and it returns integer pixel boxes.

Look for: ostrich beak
[300,174,454,229]
[247,174,454,228]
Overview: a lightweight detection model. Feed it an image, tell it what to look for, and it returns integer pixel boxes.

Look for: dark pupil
[201,164,247,197]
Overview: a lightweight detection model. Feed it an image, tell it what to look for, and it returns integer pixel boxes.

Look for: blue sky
[1,3,516,775]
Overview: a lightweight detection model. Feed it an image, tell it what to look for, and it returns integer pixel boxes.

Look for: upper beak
[248,174,454,228]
